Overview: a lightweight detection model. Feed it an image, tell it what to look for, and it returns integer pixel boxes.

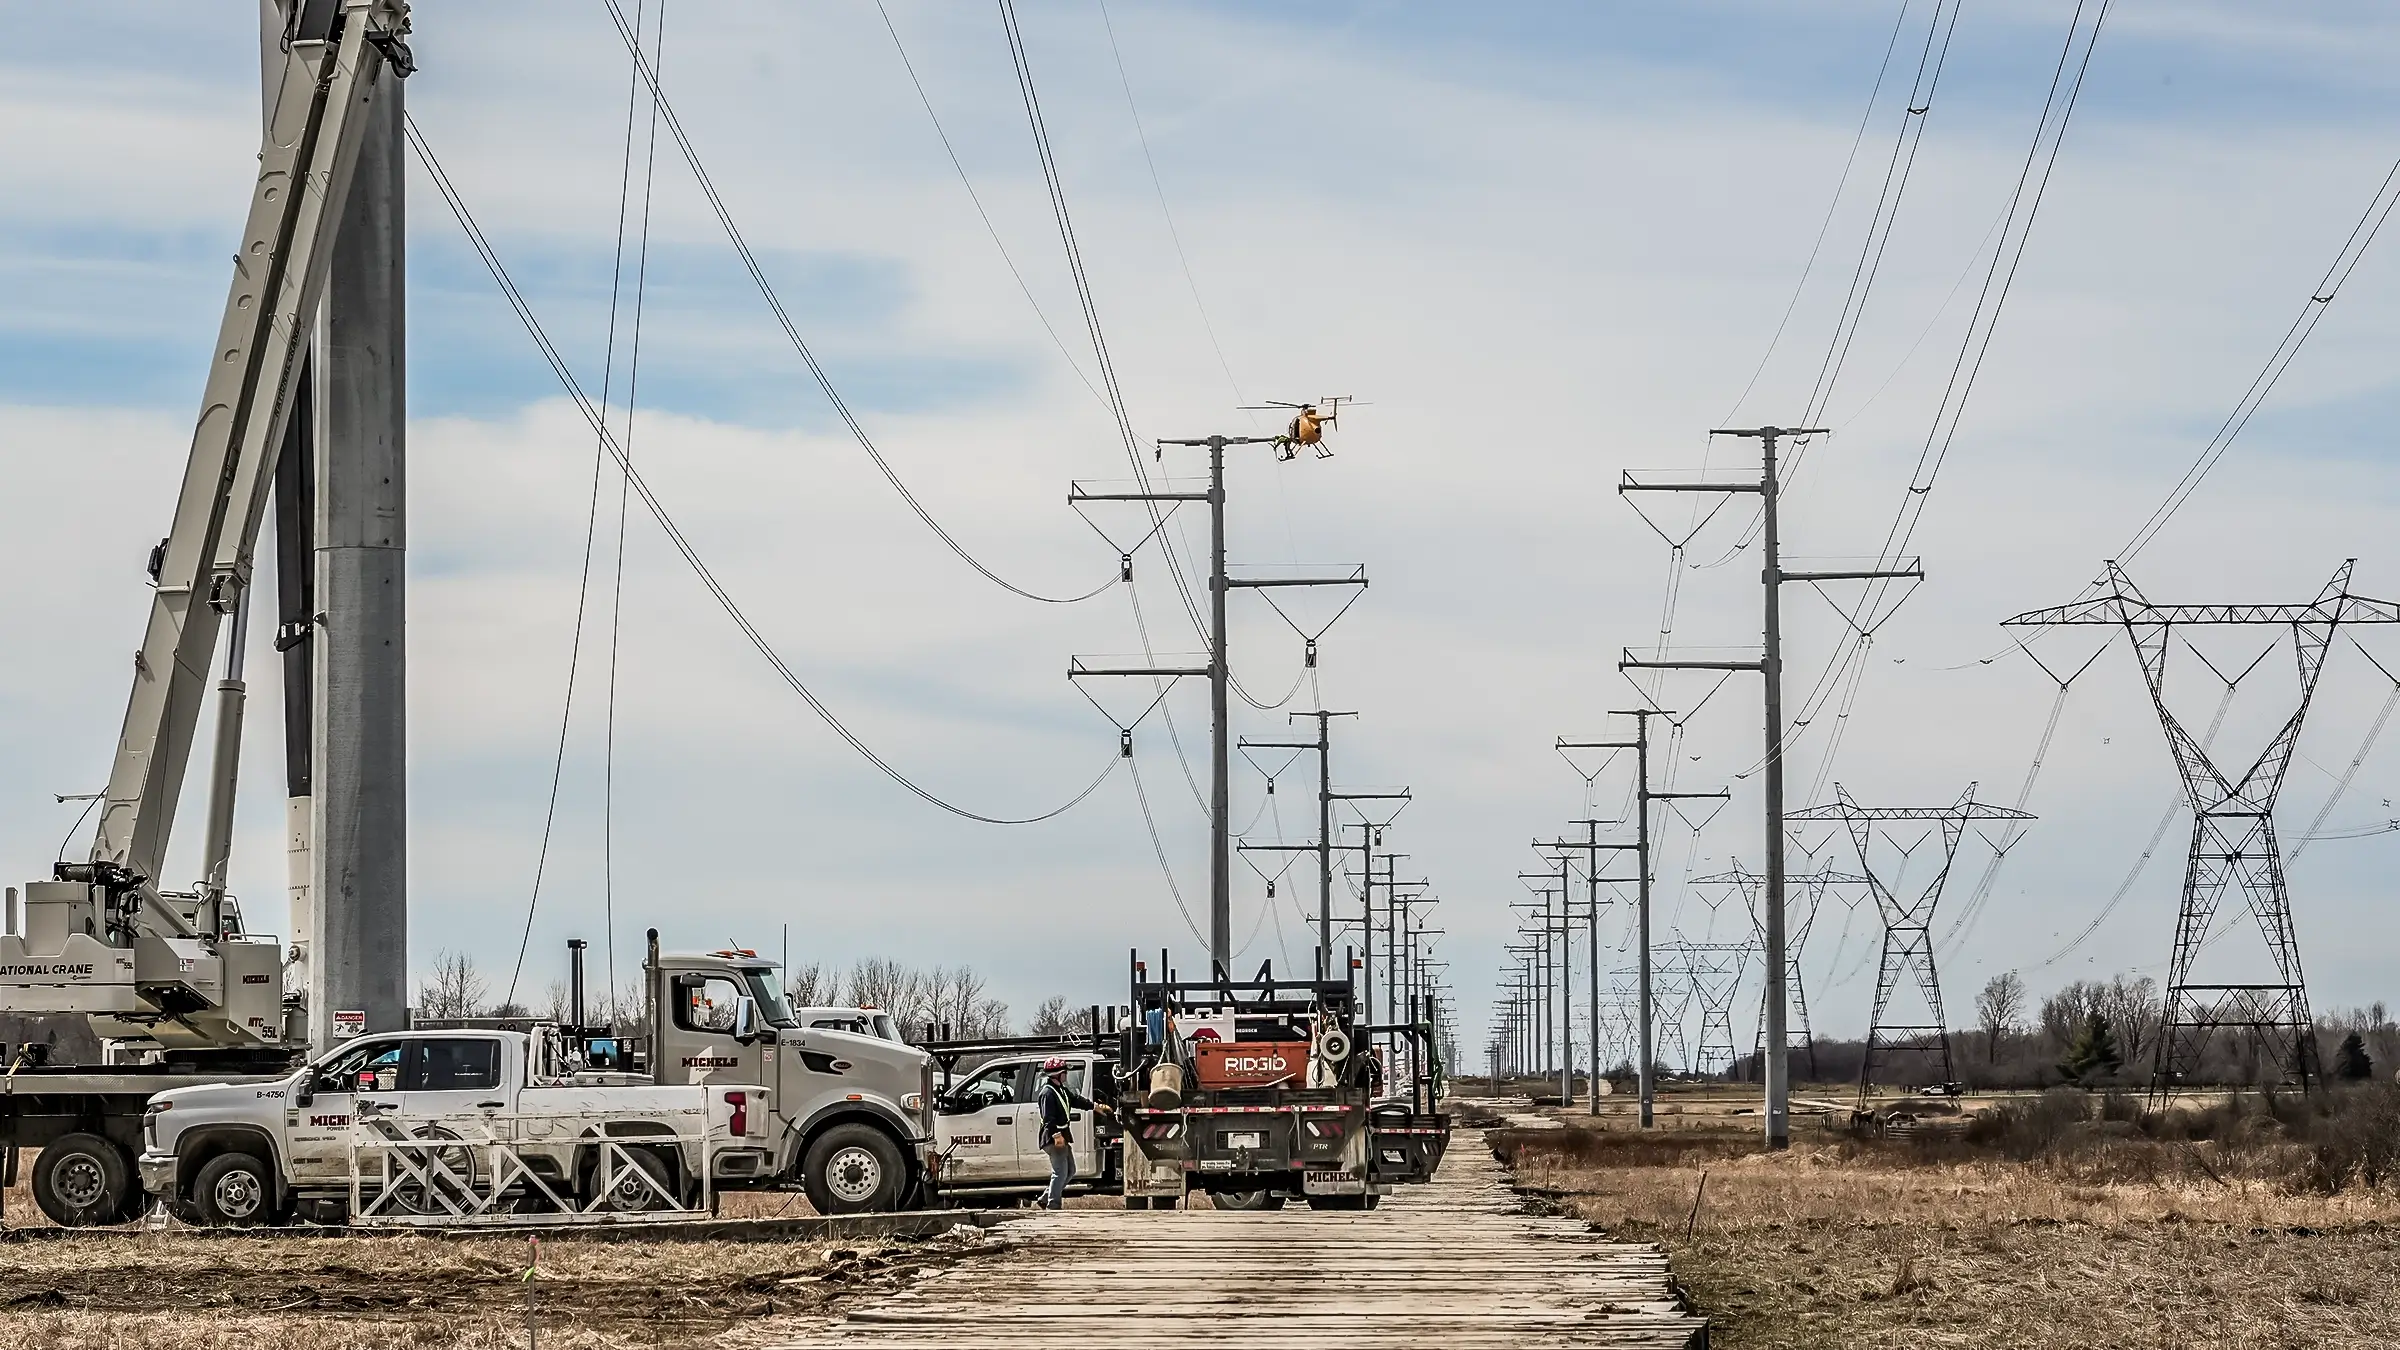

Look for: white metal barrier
[343,1107,717,1227]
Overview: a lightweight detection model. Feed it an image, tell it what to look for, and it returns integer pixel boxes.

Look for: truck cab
[926,1045,1116,1198]
[138,1027,770,1225]
[645,938,937,1213]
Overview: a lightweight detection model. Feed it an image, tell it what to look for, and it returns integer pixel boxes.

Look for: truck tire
[1212,1188,1284,1211]
[802,1124,906,1214]
[33,1133,135,1227]
[589,1146,677,1212]
[190,1152,276,1227]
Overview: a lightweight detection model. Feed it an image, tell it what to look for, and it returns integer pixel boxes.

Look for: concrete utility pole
[263,1,409,1050]
[1074,436,1361,967]
[1561,711,1724,1127]
[1620,427,1917,1147]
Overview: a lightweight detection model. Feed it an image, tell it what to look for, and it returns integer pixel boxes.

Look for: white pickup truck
[934,1048,1116,1198]
[138,1027,770,1225]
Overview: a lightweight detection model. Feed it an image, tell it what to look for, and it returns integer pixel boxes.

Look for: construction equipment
[0,0,413,1224]
[1111,951,1445,1211]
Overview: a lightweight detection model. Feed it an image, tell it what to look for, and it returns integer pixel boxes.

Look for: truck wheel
[1212,1188,1282,1211]
[34,1133,134,1227]
[191,1152,276,1227]
[590,1146,677,1212]
[803,1124,906,1214]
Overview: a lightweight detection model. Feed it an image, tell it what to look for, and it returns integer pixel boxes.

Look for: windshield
[743,969,798,1028]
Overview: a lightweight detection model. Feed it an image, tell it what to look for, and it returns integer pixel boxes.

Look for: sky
[6,1,2400,1065]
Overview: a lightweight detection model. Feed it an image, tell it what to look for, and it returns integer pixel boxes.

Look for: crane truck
[0,1,943,1228]
[0,0,414,1226]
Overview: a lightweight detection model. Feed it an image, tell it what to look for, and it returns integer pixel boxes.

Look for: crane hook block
[1119,728,1134,759]
[1304,638,1318,669]
[1120,553,1133,583]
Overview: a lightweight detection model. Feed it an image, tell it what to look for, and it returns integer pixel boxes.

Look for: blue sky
[7,2,2400,1062]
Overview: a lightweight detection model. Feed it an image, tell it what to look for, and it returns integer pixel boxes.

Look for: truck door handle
[994,1116,1012,1124]
[476,1101,505,1110]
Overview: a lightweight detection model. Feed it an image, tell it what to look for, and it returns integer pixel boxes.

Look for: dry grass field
[1492,1086,2400,1350]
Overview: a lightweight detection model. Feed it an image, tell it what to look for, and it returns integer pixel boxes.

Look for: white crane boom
[3,0,412,1052]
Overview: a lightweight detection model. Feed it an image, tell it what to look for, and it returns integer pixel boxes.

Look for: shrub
[1966,1087,2091,1159]
[2305,1082,2400,1192]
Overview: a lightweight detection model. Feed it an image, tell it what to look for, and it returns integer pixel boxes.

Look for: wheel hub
[827,1145,882,1204]
[57,1156,105,1208]
[213,1170,263,1219]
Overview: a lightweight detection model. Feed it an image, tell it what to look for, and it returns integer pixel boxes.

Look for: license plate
[1198,1159,1236,1171]
[1304,1169,1364,1194]
[1226,1131,1263,1150]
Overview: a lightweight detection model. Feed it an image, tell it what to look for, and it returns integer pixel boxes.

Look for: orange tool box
[1190,1040,1309,1089]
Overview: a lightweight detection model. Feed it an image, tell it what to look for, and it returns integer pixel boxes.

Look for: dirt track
[0,1226,994,1348]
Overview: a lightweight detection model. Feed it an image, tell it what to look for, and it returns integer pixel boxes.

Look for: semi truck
[639,935,939,1215]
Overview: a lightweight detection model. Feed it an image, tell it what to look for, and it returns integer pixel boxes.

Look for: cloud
[1,2,2397,1058]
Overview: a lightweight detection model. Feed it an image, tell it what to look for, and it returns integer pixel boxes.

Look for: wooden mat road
[772,1128,1708,1349]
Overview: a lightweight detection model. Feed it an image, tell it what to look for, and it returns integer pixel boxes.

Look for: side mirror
[733,995,759,1042]
[295,1088,314,1107]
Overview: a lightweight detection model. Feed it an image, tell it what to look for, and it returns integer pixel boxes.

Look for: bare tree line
[784,957,1013,1040]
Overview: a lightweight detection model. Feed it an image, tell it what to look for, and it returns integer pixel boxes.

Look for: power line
[871,0,1110,411]
[407,115,1123,829]
[1096,0,1246,409]
[594,0,1114,607]
[1720,0,1915,427]
[599,0,670,1006]
[517,0,667,1001]
[1777,0,2116,788]
[2116,156,2400,567]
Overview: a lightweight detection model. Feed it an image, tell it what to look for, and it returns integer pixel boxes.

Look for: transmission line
[594,0,1115,606]
[408,116,1124,830]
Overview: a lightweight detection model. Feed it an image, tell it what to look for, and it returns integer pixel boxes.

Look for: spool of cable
[1318,1030,1351,1064]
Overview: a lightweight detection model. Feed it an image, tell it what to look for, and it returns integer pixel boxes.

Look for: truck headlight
[901,1092,924,1113]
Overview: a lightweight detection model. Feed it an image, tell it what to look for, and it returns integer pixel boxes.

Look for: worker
[1036,1056,1111,1210]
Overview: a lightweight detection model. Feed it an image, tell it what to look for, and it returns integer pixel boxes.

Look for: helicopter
[1244,396,1358,460]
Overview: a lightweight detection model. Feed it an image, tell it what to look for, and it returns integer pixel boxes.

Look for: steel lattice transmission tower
[2005,561,2400,1094]
[1665,940,1752,1078]
[1790,786,2033,1099]
[1693,862,1867,1079]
